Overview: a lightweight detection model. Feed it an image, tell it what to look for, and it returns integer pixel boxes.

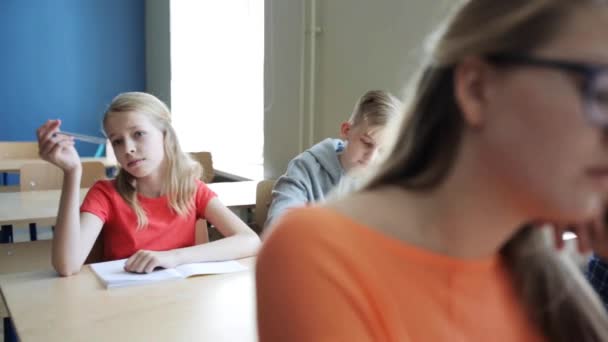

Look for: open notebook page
[90,259,248,289]
[175,260,248,277]
[91,259,182,288]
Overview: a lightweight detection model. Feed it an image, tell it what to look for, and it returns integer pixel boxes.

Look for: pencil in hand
[52,131,107,145]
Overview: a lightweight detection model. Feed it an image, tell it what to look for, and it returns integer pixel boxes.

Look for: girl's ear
[454,56,494,128]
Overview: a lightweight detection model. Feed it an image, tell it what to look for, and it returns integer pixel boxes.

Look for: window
[170,0,264,180]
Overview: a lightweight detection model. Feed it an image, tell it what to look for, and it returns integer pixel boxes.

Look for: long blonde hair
[365,1,608,341]
[103,92,202,229]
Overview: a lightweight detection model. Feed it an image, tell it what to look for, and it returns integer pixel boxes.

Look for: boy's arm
[264,159,313,230]
[587,255,608,308]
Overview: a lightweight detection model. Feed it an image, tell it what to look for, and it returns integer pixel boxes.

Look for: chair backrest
[190,151,214,183]
[255,180,275,232]
[0,141,39,159]
[20,161,106,191]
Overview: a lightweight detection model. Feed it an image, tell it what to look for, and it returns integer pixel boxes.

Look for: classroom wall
[143,0,454,179]
[145,0,171,107]
[312,0,454,141]
[267,0,454,178]
[0,0,146,157]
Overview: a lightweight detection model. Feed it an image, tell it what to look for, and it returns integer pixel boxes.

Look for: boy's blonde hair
[103,92,202,229]
[347,90,400,128]
[364,1,608,341]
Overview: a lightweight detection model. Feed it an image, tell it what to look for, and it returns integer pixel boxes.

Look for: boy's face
[339,121,385,173]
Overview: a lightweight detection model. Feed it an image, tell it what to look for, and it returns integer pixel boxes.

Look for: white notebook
[90,258,248,289]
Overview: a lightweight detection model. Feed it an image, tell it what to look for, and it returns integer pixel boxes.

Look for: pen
[53,131,107,145]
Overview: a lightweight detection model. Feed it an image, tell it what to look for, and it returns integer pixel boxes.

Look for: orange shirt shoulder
[256,206,544,342]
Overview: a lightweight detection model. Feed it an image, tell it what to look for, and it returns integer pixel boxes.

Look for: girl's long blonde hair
[364,1,608,341]
[103,92,202,229]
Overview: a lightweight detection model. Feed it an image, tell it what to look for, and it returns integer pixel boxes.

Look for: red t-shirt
[80,179,216,261]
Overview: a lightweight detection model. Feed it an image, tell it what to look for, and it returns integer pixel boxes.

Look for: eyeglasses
[486,53,608,128]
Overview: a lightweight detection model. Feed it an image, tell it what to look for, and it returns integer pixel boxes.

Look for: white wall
[145,0,171,107]
[312,0,453,141]
[263,0,307,178]
[145,0,453,179]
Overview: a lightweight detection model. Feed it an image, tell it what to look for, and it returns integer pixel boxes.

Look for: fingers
[40,136,74,159]
[36,119,61,146]
[144,259,159,274]
[37,120,72,160]
[124,250,159,274]
[590,216,608,244]
[576,226,592,254]
[552,224,566,250]
[586,217,608,256]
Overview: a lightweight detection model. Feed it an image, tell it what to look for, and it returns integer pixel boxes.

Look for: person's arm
[52,173,104,276]
[264,159,313,230]
[256,216,374,341]
[587,255,608,308]
[37,119,103,276]
[124,197,260,273]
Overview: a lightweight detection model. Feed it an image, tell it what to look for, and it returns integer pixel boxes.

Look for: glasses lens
[588,72,608,126]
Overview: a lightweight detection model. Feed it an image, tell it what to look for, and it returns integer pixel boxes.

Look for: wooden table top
[0,257,257,341]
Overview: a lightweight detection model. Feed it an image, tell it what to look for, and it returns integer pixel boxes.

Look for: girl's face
[104,111,166,180]
[463,6,608,223]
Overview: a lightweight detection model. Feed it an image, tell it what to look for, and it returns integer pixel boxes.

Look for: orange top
[256,207,544,342]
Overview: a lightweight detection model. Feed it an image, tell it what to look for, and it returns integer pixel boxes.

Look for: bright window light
[170,0,264,179]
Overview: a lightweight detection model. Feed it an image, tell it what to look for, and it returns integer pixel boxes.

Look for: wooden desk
[0,157,116,173]
[0,258,257,341]
[0,181,258,226]
[207,181,258,208]
[0,241,53,274]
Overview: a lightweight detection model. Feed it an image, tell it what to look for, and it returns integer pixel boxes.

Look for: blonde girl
[37,92,260,276]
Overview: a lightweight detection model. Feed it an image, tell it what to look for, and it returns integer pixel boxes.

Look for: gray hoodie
[265,138,345,228]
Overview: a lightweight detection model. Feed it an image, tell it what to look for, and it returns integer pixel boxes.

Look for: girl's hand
[124,250,180,274]
[36,119,81,172]
[553,217,608,258]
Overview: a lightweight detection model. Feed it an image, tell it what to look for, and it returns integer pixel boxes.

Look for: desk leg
[3,317,18,342]
[28,223,37,241]
[0,226,13,244]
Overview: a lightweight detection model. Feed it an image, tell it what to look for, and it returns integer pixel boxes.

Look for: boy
[264,90,400,230]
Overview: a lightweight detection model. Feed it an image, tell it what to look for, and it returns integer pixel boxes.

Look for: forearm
[52,168,84,276]
[173,232,260,265]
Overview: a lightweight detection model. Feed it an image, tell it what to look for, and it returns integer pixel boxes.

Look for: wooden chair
[0,141,39,193]
[19,161,106,241]
[20,160,106,191]
[0,141,38,159]
[254,180,275,234]
[189,152,214,183]
[187,152,213,243]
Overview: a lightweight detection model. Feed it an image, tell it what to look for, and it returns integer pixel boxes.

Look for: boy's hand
[124,250,179,274]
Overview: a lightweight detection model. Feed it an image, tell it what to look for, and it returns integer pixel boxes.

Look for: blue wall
[0,0,145,156]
